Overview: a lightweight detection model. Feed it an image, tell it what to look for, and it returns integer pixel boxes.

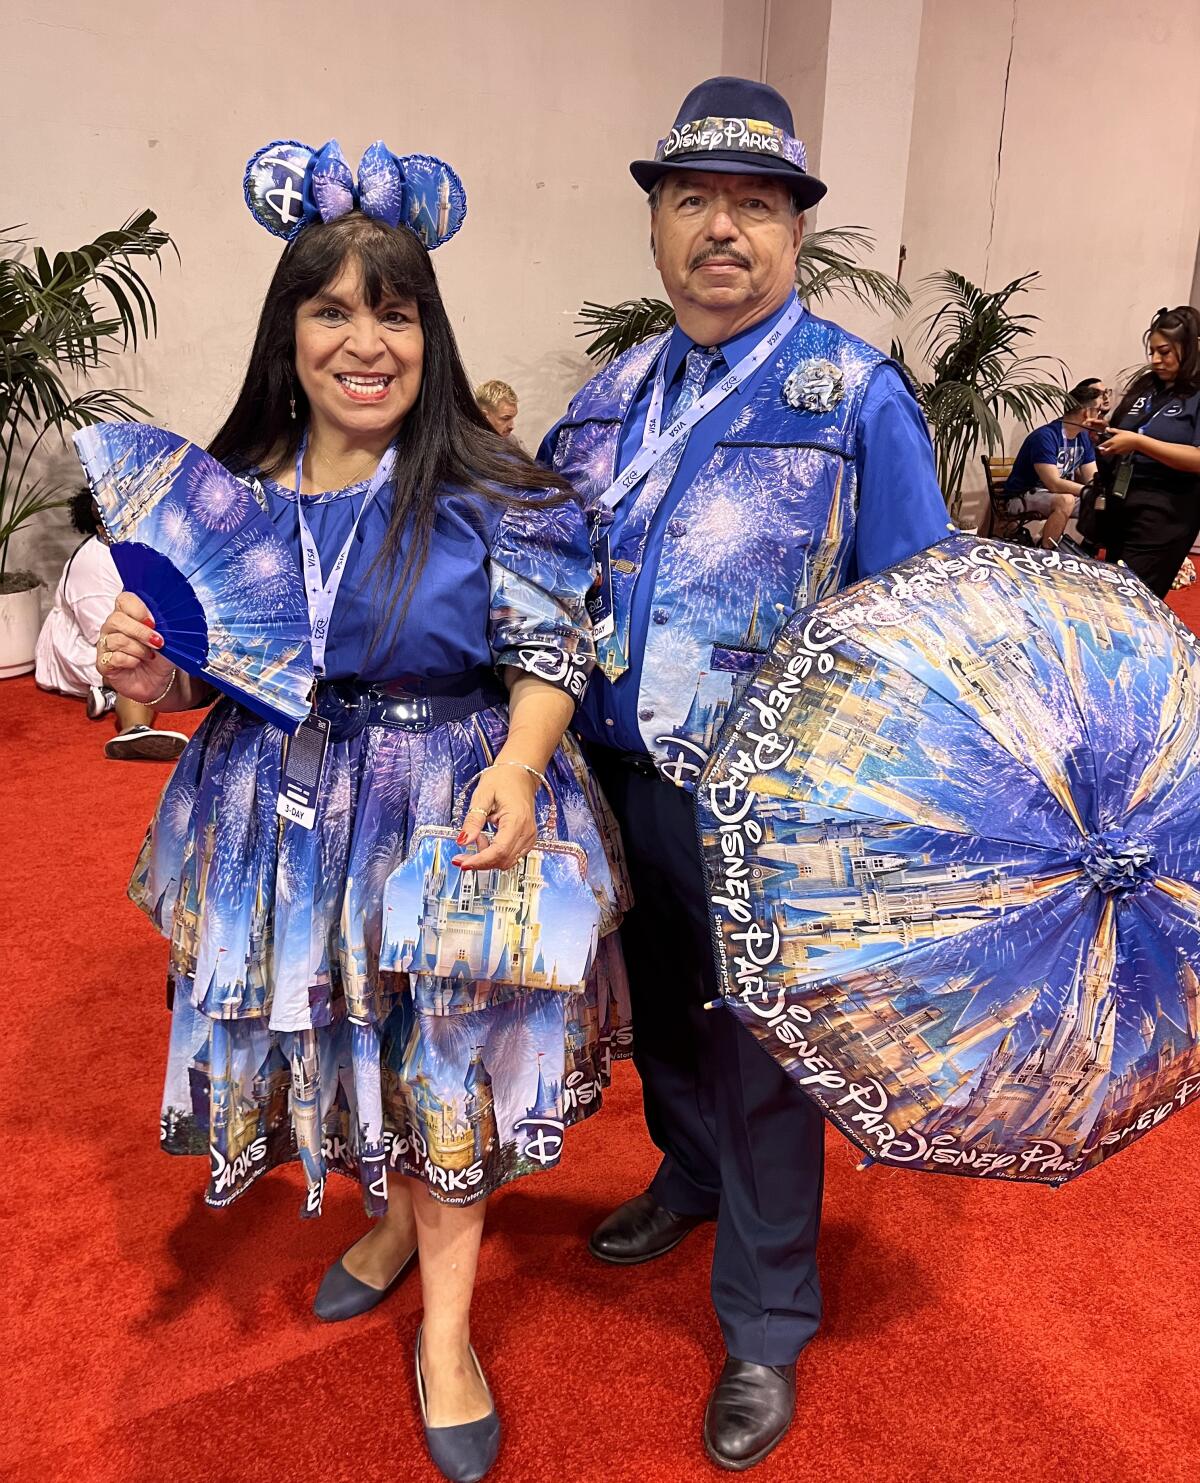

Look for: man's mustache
[689,245,752,271]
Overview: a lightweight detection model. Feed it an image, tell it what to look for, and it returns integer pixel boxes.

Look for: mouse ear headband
[243,138,467,250]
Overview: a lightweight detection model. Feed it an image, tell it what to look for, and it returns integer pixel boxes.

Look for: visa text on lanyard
[293,431,398,676]
[596,295,805,514]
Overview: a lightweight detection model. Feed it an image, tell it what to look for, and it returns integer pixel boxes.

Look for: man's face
[484,400,518,437]
[651,170,803,326]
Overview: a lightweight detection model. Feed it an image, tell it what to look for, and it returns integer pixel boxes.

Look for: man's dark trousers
[590,746,826,1366]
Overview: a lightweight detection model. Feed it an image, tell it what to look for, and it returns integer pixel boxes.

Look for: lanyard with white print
[277,432,397,831]
[293,430,397,675]
[597,294,804,514]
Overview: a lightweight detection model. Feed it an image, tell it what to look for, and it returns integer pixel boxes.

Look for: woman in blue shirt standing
[95,138,626,1483]
[1092,306,1200,597]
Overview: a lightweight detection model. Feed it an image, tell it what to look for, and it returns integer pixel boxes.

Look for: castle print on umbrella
[698,534,1200,1184]
[74,423,313,730]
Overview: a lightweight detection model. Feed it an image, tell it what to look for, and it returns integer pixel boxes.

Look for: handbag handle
[455,765,559,838]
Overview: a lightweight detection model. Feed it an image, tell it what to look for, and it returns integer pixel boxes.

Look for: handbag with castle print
[380,784,601,993]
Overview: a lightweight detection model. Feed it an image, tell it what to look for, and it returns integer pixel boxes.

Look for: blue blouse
[258,475,595,699]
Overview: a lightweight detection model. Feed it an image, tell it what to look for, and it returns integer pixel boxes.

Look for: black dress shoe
[415,1324,501,1483]
[312,1243,416,1322]
[703,1355,797,1471]
[588,1191,711,1265]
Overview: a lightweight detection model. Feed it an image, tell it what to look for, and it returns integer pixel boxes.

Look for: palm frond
[575,297,675,366]
[1,213,175,570]
[797,226,910,316]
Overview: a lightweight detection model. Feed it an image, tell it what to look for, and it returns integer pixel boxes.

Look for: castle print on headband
[243,138,467,249]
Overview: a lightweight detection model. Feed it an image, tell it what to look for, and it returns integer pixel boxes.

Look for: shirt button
[667,519,687,538]
[652,609,669,625]
[605,718,615,727]
[638,707,654,722]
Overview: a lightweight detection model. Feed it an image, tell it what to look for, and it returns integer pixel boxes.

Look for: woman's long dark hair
[209,212,573,638]
[1109,305,1200,426]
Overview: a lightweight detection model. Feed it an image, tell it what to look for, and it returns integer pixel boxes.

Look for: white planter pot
[0,584,43,678]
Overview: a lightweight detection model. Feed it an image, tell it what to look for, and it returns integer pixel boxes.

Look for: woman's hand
[1083,415,1110,437]
[453,764,540,872]
[1097,429,1142,457]
[96,592,175,703]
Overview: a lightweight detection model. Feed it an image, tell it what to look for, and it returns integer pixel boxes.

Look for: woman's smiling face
[293,257,425,443]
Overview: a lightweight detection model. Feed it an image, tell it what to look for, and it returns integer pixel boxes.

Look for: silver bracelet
[485,760,548,791]
[147,665,178,707]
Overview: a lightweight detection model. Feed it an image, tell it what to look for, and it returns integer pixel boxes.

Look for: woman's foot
[312,1220,417,1322]
[342,1220,416,1290]
[415,1326,500,1483]
[418,1328,495,1427]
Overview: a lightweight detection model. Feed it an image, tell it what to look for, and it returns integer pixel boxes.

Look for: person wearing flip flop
[542,77,949,1471]
[34,488,188,760]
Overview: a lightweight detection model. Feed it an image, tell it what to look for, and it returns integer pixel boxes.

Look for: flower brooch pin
[783,357,845,414]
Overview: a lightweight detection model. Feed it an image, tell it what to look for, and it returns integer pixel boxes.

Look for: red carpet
[4,589,1200,1483]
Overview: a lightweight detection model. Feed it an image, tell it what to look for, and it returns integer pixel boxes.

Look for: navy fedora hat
[630,75,827,208]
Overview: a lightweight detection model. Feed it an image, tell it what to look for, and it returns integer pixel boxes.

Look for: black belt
[314,670,507,741]
[585,742,662,780]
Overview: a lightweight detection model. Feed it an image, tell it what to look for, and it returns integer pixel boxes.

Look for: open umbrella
[697,535,1200,1184]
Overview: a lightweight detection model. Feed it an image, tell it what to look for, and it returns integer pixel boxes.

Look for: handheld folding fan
[74,423,314,731]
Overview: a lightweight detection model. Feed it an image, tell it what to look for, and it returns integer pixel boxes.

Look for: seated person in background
[474,378,519,438]
[35,489,188,762]
[1003,379,1104,547]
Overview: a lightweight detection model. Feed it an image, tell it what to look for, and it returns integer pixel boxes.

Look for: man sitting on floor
[1002,379,1105,548]
[35,489,188,761]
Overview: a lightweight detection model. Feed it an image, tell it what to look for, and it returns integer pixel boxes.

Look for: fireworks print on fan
[73,423,314,730]
[698,535,1200,1185]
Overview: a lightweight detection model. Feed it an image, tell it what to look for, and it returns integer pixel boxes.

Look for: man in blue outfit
[541,77,949,1471]
[1002,378,1104,548]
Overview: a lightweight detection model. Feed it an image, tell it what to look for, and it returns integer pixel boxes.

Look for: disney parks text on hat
[630,75,826,209]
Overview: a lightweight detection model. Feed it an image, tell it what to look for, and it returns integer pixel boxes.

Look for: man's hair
[1064,378,1105,413]
[475,378,517,409]
[647,174,804,216]
[69,486,102,537]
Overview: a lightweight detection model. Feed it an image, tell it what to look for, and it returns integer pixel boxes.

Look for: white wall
[6,0,1200,584]
[901,0,1200,515]
[1,0,726,582]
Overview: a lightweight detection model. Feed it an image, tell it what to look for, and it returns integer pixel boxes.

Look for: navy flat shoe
[414,1324,501,1483]
[312,1243,416,1322]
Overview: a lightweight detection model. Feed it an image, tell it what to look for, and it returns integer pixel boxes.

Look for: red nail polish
[149,633,164,648]
[456,831,468,846]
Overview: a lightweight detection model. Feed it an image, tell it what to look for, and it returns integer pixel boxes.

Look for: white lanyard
[598,295,804,513]
[293,433,397,675]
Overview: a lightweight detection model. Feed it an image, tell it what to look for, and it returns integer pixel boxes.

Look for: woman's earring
[289,393,297,421]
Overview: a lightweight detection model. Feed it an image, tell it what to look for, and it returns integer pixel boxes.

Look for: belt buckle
[316,682,370,742]
[392,693,432,730]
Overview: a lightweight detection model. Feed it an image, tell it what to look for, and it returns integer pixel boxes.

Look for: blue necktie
[599,345,719,681]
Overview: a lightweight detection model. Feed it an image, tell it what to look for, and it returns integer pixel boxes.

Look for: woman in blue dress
[95,139,628,1483]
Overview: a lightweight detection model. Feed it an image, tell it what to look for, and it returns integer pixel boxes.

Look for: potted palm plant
[0,212,174,675]
[576,224,910,365]
[893,269,1066,521]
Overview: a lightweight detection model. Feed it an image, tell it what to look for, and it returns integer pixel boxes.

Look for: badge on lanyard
[586,509,615,640]
[275,433,394,827]
[277,712,331,829]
